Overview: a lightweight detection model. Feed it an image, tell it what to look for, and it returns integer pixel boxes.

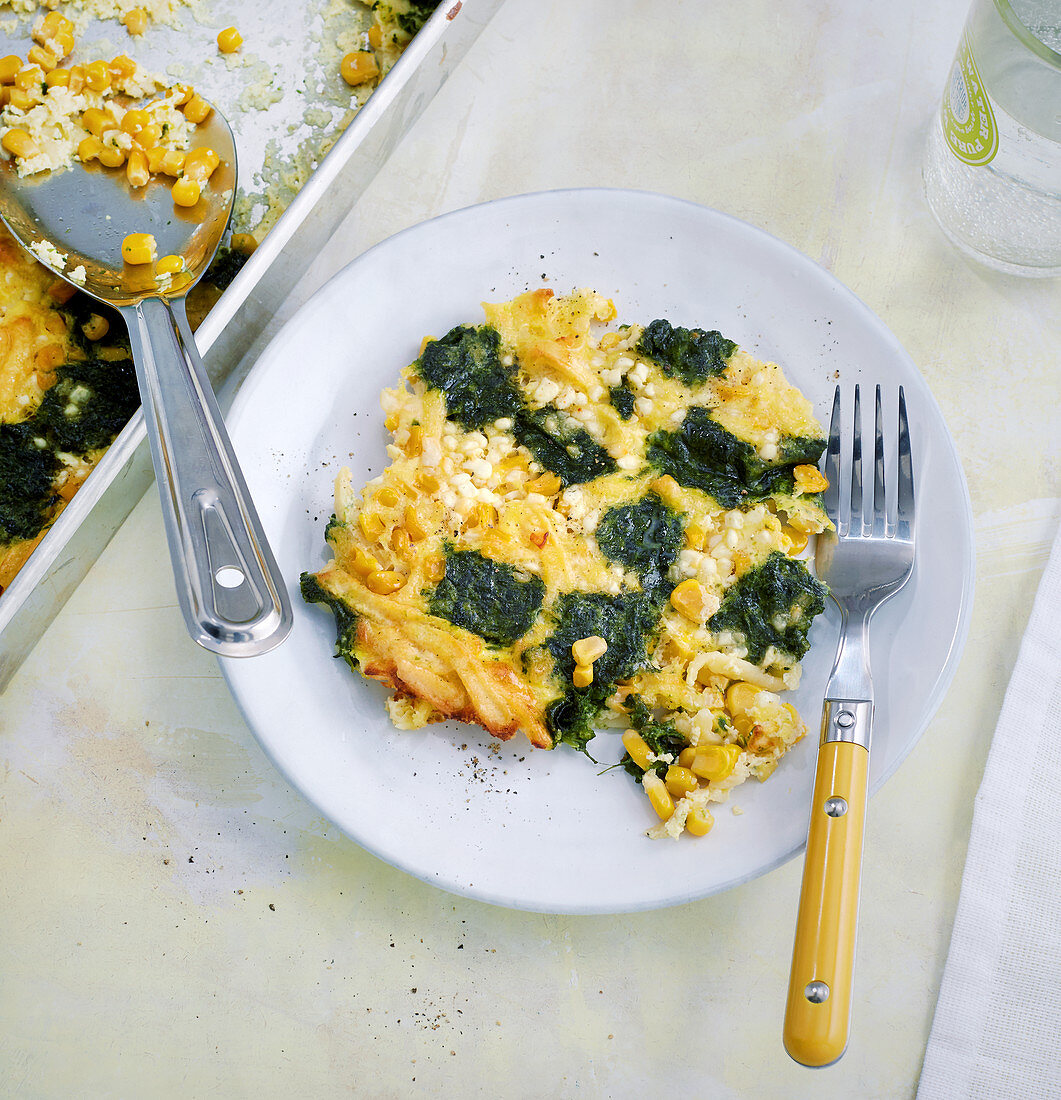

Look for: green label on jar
[941,33,998,166]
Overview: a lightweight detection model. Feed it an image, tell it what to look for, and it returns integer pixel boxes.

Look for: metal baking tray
[0,0,504,689]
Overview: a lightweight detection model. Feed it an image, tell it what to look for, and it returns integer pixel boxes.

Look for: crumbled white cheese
[29,238,66,270]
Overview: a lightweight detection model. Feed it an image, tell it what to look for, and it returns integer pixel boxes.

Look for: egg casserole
[301,289,833,838]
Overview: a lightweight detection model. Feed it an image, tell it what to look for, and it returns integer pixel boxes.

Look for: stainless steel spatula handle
[123,296,291,655]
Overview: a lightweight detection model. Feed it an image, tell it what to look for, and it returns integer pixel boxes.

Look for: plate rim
[221,186,976,914]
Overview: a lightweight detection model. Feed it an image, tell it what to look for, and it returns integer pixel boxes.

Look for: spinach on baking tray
[416,324,616,488]
[299,573,361,673]
[428,546,545,647]
[543,591,660,755]
[0,296,138,547]
[647,407,826,509]
[707,550,827,664]
[374,0,440,36]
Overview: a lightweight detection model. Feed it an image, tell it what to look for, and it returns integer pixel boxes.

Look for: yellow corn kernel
[155,254,184,275]
[81,314,110,341]
[677,746,697,768]
[27,45,59,72]
[0,55,22,83]
[527,471,562,496]
[352,548,380,577]
[670,578,708,621]
[390,527,411,558]
[159,149,185,177]
[340,50,379,87]
[691,743,741,783]
[358,512,385,541]
[230,233,257,255]
[685,806,715,837]
[571,635,608,666]
[650,474,681,501]
[404,425,422,457]
[621,729,653,772]
[473,502,498,529]
[54,31,75,58]
[1,128,39,159]
[126,148,149,188]
[182,146,219,183]
[76,136,102,163]
[725,680,763,717]
[171,83,194,106]
[121,233,156,266]
[384,413,398,432]
[684,520,708,550]
[424,555,444,583]
[47,279,77,305]
[120,108,150,137]
[171,176,201,207]
[599,332,622,350]
[98,142,126,168]
[182,93,212,124]
[403,505,428,541]
[145,145,167,172]
[44,66,71,88]
[33,344,60,381]
[642,772,674,821]
[81,107,113,138]
[782,524,809,556]
[96,345,129,362]
[416,470,440,493]
[36,12,65,40]
[665,765,698,798]
[572,664,593,689]
[365,569,404,595]
[6,88,38,110]
[109,55,137,80]
[131,130,158,158]
[15,66,43,90]
[217,26,243,53]
[122,8,148,35]
[84,60,111,92]
[794,464,829,495]
[367,24,383,48]
[374,486,400,508]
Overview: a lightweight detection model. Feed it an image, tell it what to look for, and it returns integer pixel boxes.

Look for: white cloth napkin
[918,522,1061,1099]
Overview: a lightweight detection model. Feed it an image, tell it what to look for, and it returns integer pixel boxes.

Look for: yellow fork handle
[783,736,869,1067]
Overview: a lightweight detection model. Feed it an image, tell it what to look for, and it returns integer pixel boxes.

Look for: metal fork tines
[816,384,917,714]
[783,384,917,1067]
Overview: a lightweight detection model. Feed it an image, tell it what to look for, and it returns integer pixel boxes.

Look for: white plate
[222,189,974,914]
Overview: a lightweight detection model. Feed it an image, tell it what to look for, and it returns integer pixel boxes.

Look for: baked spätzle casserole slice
[302,288,832,837]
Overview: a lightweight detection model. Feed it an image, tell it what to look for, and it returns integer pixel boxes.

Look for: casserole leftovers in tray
[0,0,441,597]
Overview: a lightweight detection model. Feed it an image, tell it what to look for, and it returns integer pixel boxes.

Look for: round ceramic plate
[221,189,974,914]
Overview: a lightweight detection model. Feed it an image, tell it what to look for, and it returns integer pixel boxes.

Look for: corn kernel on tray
[0,0,502,688]
[1,0,429,242]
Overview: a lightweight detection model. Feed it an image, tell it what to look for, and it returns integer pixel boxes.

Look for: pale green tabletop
[2,1,1059,1096]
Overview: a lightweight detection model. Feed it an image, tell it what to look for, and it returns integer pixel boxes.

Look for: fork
[783,384,916,1067]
